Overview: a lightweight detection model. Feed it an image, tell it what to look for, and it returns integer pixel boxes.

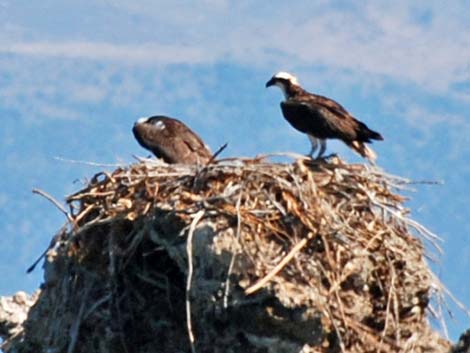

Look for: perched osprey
[266,72,383,162]
[133,115,212,164]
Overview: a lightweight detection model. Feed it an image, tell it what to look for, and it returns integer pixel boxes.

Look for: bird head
[266,71,300,98]
[134,116,166,130]
[135,116,149,126]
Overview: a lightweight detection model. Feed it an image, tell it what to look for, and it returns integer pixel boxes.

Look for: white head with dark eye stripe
[273,72,299,85]
[266,71,300,98]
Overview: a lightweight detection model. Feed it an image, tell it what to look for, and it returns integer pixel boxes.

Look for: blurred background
[0,0,468,341]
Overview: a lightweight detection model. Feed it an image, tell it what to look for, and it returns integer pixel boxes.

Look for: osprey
[133,115,212,164]
[266,72,383,162]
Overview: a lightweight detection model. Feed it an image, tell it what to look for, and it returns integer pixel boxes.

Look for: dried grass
[7,155,454,353]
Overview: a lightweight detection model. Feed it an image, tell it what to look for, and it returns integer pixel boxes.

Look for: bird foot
[314,153,337,162]
[323,153,338,160]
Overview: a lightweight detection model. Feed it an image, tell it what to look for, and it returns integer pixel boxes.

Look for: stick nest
[7,156,452,353]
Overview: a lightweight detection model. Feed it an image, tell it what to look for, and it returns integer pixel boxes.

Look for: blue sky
[0,0,468,341]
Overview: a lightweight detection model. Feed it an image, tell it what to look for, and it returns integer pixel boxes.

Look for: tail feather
[368,129,383,141]
[357,121,383,141]
[350,141,377,163]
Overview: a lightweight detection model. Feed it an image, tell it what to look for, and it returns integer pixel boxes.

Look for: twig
[132,155,166,164]
[83,294,112,320]
[430,272,470,315]
[106,224,130,353]
[54,156,125,168]
[32,188,73,223]
[360,186,444,252]
[26,225,68,273]
[191,143,228,191]
[207,142,228,165]
[380,259,396,349]
[67,281,92,353]
[245,237,308,295]
[254,151,312,161]
[223,191,243,308]
[26,247,49,274]
[73,204,95,225]
[324,304,347,353]
[405,180,443,185]
[186,210,205,353]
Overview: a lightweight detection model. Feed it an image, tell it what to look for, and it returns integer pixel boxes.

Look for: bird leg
[323,153,338,160]
[316,139,327,159]
[307,135,319,158]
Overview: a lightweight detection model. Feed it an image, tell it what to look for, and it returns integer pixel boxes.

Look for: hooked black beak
[265,77,276,88]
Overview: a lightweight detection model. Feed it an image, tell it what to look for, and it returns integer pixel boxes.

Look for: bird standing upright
[266,72,383,162]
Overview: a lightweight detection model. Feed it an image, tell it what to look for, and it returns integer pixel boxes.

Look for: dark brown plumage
[266,72,383,162]
[133,115,212,164]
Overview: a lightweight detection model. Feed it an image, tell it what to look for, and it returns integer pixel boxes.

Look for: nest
[6,156,452,353]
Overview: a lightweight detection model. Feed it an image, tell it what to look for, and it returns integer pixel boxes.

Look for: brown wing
[133,116,212,164]
[168,129,213,164]
[308,93,351,116]
[173,121,212,155]
[290,93,383,142]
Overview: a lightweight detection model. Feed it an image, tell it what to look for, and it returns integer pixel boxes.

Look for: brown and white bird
[266,72,383,162]
[133,115,212,164]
